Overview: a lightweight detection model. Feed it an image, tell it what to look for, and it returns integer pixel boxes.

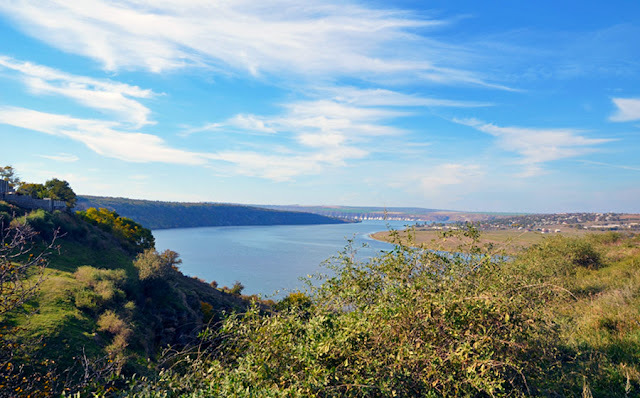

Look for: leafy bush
[74,288,101,311]
[133,249,181,281]
[135,235,573,397]
[228,281,244,296]
[97,310,129,336]
[514,235,603,283]
[77,207,154,253]
[74,266,128,312]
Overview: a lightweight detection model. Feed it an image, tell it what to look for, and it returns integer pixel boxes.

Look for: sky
[0,1,639,213]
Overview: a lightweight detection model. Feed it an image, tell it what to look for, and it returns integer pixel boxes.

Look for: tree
[77,208,155,252]
[16,183,46,199]
[133,248,181,281]
[0,166,20,188]
[43,178,77,208]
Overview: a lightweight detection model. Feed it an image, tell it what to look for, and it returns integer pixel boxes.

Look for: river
[153,220,416,298]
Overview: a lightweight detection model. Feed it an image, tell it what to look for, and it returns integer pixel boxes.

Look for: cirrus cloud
[0,106,205,165]
[0,56,156,127]
[610,97,640,122]
[0,0,507,89]
[455,118,613,176]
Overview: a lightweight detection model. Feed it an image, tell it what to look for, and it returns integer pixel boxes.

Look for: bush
[515,235,603,282]
[141,237,569,397]
[74,266,127,310]
[77,208,154,253]
[133,249,181,281]
[228,281,244,296]
[74,288,101,311]
[97,310,128,336]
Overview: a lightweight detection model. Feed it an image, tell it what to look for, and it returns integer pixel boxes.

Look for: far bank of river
[153,220,417,298]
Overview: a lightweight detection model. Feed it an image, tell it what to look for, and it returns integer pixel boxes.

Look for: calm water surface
[153,220,416,297]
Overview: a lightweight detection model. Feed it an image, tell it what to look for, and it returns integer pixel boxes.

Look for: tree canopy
[77,207,155,253]
[43,178,77,208]
[0,165,20,188]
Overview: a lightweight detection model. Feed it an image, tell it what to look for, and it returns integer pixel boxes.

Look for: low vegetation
[2,168,640,396]
[127,229,640,397]
[0,199,250,397]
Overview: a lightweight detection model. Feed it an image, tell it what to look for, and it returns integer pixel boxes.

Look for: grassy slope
[1,204,251,394]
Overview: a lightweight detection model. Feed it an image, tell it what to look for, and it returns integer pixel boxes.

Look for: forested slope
[76,196,349,229]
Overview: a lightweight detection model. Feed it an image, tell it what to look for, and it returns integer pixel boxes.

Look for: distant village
[415,212,640,233]
[0,179,66,212]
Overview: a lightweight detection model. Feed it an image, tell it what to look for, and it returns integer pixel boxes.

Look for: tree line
[1,165,77,209]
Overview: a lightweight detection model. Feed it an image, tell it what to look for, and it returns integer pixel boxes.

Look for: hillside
[3,200,640,396]
[76,196,350,229]
[0,201,253,396]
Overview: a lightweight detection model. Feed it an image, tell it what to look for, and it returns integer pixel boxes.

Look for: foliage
[0,219,61,397]
[76,195,347,230]
[225,281,244,296]
[74,266,127,311]
[77,207,154,253]
[127,230,640,398]
[16,182,46,199]
[15,179,77,209]
[0,165,20,188]
[273,291,313,312]
[43,178,77,209]
[133,248,181,281]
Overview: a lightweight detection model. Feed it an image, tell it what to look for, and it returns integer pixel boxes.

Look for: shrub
[228,281,244,296]
[77,208,154,253]
[134,249,181,281]
[200,301,214,323]
[274,291,313,312]
[146,238,568,397]
[74,288,101,311]
[74,266,127,311]
[124,232,640,397]
[97,310,128,336]
[514,235,604,283]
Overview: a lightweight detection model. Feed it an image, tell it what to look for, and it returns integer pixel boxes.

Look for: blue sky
[0,1,639,212]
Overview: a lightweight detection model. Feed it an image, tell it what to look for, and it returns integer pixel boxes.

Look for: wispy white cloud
[610,97,640,122]
[0,56,155,127]
[38,153,79,162]
[0,106,204,165]
[0,0,506,88]
[182,92,430,180]
[417,163,484,190]
[208,148,367,182]
[579,160,640,172]
[388,162,485,202]
[455,118,613,176]
[317,86,493,108]
[0,105,371,181]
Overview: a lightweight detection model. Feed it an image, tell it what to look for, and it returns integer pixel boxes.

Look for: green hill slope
[0,202,252,396]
